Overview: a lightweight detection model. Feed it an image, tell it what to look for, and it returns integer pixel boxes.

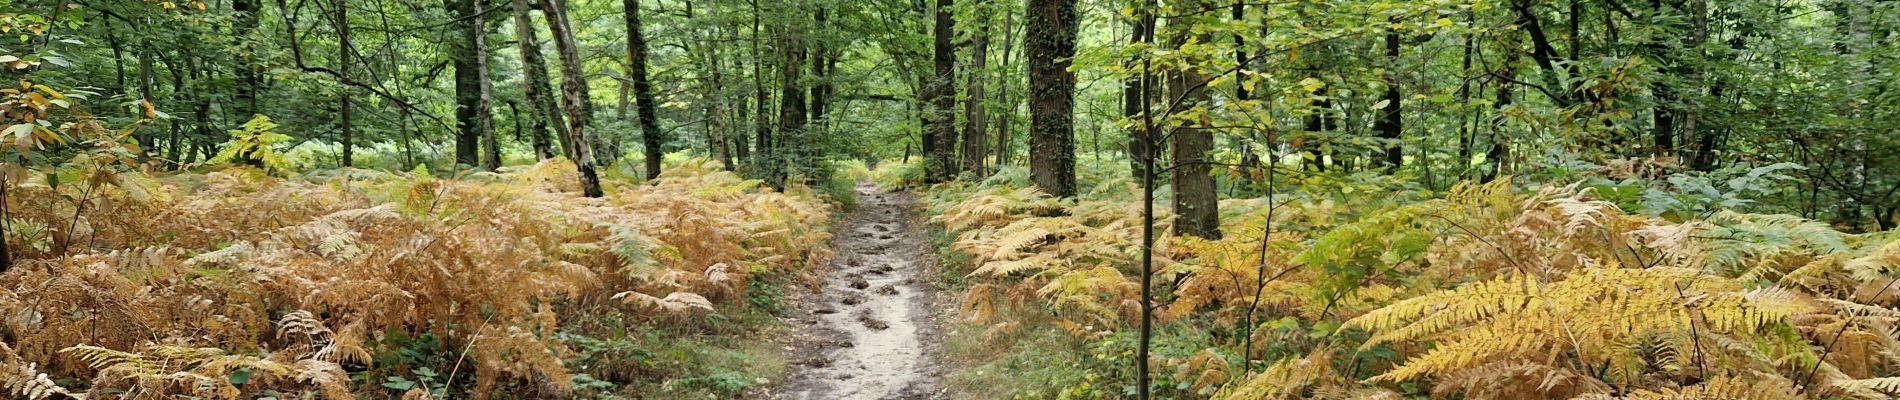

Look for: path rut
[776,181,946,399]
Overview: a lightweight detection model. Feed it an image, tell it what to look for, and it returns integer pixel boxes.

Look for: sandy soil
[770,181,948,399]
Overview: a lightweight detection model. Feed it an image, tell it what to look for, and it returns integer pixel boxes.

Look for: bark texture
[1025,0,1077,197]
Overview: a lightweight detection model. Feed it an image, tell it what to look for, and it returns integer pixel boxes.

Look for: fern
[0,156,837,398]
[1571,374,1800,400]
[1217,350,1333,400]
[614,291,717,315]
[60,343,309,399]
[1347,267,1808,384]
[0,344,71,400]
[207,115,293,174]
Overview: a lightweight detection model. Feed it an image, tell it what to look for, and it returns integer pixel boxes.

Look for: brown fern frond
[1218,350,1334,400]
[1571,374,1799,400]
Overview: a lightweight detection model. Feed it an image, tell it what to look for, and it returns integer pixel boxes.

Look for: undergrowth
[0,157,835,399]
[925,162,1900,399]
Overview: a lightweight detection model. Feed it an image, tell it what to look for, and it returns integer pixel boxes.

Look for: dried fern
[0,157,836,398]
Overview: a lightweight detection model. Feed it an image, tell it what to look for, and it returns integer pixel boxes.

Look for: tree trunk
[336,0,355,167]
[961,5,990,177]
[731,50,752,166]
[1487,44,1519,182]
[750,0,773,175]
[1123,14,1150,177]
[918,72,935,167]
[1026,0,1077,197]
[164,54,191,163]
[161,54,182,163]
[511,0,560,160]
[625,0,666,179]
[810,8,834,164]
[730,99,748,164]
[137,47,157,154]
[477,11,501,170]
[447,0,491,168]
[1457,13,1475,179]
[1134,3,1160,395]
[776,22,808,188]
[1301,85,1328,172]
[541,0,604,197]
[993,9,1017,168]
[1682,0,1709,169]
[1509,0,1570,105]
[1233,0,1259,175]
[1375,30,1402,170]
[233,0,261,118]
[926,0,959,181]
[1692,30,1742,171]
[1168,0,1219,240]
[696,3,731,170]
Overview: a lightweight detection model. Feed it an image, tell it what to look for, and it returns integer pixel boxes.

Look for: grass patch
[557,276,796,399]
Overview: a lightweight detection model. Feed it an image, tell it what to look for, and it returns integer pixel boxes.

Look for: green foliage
[208,115,292,174]
[925,158,1900,399]
[380,367,446,397]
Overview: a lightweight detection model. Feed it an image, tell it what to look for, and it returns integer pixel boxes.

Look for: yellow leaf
[1299,77,1326,93]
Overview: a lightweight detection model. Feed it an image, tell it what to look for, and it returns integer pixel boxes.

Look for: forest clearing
[2,0,1899,398]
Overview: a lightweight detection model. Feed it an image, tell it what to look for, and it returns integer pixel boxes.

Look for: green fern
[207,115,293,174]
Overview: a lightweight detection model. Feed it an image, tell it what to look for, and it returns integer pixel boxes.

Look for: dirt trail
[776,181,946,399]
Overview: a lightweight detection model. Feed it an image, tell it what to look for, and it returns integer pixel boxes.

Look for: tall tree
[688,1,732,170]
[446,0,493,168]
[233,0,261,118]
[810,7,835,164]
[477,6,501,171]
[334,0,354,167]
[926,0,959,181]
[749,0,775,176]
[1486,38,1520,182]
[541,0,604,197]
[1232,0,1259,175]
[1168,0,1218,240]
[1122,11,1151,177]
[961,2,990,177]
[1025,0,1077,197]
[1132,4,1158,398]
[511,0,561,160]
[625,0,665,179]
[1375,29,1402,169]
[774,7,808,187]
[992,9,1017,168]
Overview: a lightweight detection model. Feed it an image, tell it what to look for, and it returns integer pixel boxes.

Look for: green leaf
[384,377,417,391]
[227,368,254,386]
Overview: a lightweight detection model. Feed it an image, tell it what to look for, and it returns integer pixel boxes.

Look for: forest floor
[770,181,951,399]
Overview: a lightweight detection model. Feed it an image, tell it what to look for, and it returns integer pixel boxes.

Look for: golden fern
[1345,267,1808,385]
[1217,350,1334,400]
[1570,374,1800,400]
[61,343,310,399]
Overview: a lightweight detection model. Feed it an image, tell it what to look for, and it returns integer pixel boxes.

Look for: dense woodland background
[0,0,1892,228]
[2,0,1896,227]
[1,0,1899,397]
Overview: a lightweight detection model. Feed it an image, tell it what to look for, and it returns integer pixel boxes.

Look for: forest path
[773,181,948,399]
